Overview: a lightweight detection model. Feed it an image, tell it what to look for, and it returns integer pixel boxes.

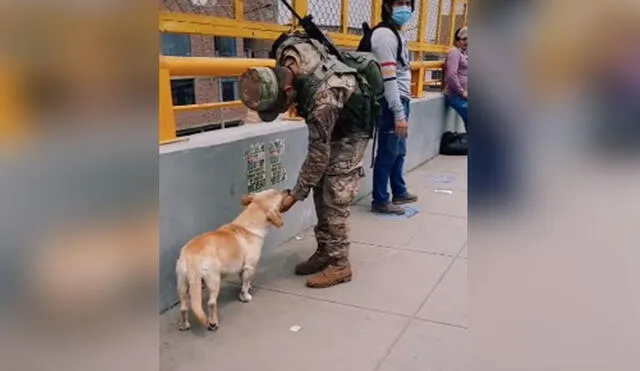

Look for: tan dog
[175,189,286,332]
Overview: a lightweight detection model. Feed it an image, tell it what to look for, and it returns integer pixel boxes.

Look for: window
[171,79,195,106]
[220,78,238,102]
[161,33,191,56]
[243,38,254,58]
[214,37,237,57]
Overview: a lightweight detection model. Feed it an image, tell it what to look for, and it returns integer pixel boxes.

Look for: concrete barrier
[159,92,463,311]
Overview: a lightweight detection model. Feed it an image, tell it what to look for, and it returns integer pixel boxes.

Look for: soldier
[238,32,372,288]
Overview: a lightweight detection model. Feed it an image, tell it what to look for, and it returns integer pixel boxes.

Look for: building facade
[160,0,277,134]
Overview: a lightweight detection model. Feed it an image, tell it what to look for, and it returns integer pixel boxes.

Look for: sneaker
[392,193,418,205]
[371,202,405,215]
[306,263,352,288]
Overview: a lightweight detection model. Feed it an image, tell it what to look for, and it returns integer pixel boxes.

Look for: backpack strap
[372,22,407,67]
[357,22,373,53]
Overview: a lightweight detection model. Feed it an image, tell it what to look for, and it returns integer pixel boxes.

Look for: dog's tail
[186,261,208,328]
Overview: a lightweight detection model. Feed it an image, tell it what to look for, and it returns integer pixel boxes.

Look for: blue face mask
[391,6,412,26]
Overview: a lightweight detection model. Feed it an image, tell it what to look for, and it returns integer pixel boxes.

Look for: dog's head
[240,189,287,228]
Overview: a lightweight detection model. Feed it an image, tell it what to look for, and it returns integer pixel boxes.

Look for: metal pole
[448,0,459,45]
[341,0,350,34]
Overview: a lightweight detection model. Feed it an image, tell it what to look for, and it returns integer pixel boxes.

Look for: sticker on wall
[269,138,287,185]
[245,142,266,193]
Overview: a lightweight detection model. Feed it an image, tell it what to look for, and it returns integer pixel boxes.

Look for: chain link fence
[161,1,467,45]
[437,0,453,44]
[161,0,282,23]
[245,0,281,23]
[348,0,372,35]
[276,1,294,25]
[453,1,467,34]
[405,0,421,41]
[275,0,372,36]
[426,0,440,43]
[308,0,341,32]
[160,0,236,18]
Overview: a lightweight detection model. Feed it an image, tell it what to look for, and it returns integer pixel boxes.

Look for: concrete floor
[160,156,468,371]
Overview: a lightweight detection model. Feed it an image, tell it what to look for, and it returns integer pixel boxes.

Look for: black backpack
[439,131,467,156]
[357,22,408,68]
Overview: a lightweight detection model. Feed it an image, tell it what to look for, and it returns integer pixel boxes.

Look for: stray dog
[175,189,286,331]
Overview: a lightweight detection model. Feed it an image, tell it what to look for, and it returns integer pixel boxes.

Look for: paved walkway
[160,156,468,371]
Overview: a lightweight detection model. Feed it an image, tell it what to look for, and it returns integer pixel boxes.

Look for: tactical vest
[276,34,384,140]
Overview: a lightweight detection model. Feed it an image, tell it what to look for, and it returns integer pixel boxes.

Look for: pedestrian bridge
[159,0,468,312]
[158,2,469,369]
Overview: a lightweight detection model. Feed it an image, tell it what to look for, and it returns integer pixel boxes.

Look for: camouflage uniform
[239,34,372,286]
[277,42,369,265]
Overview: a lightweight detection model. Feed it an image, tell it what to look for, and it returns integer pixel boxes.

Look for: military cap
[239,67,281,122]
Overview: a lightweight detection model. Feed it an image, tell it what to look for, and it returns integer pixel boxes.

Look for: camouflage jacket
[276,37,358,201]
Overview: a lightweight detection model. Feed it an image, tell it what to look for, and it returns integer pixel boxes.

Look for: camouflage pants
[313,136,369,263]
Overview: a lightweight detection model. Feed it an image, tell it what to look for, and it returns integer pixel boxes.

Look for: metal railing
[159,56,444,143]
[159,0,468,143]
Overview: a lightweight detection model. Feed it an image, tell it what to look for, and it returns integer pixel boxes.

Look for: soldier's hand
[395,119,408,138]
[280,193,297,213]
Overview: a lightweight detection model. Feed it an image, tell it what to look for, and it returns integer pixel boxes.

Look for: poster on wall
[269,138,286,185]
[245,142,266,193]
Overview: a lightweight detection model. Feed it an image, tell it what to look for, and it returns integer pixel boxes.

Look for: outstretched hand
[280,191,297,213]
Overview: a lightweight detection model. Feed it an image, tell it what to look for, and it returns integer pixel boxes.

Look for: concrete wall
[159,92,462,311]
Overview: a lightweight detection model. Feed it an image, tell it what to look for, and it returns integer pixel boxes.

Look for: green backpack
[275,33,384,139]
[337,51,385,139]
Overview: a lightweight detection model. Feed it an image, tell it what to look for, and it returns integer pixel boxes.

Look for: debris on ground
[434,189,454,195]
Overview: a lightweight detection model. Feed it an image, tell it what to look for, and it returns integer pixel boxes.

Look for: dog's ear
[266,209,284,228]
[240,194,254,206]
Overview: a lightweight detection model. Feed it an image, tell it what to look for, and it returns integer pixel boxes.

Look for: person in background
[370,0,419,215]
[444,26,469,129]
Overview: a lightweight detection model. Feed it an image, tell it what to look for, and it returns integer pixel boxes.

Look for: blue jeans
[372,98,410,206]
[445,94,468,130]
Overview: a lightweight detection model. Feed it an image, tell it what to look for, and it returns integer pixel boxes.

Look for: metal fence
[160,0,468,53]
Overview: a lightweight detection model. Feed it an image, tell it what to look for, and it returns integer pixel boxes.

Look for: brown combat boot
[294,249,330,276]
[306,262,352,288]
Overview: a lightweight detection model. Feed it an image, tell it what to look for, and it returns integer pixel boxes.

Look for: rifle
[279,0,343,61]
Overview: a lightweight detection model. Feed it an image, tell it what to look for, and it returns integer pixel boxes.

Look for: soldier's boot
[294,248,330,276]
[306,260,352,288]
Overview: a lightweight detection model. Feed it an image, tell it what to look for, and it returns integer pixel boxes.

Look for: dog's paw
[207,322,219,332]
[238,291,253,303]
[178,323,191,332]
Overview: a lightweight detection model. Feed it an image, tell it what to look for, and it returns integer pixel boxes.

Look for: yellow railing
[159,56,444,144]
[0,59,28,145]
[159,0,468,143]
